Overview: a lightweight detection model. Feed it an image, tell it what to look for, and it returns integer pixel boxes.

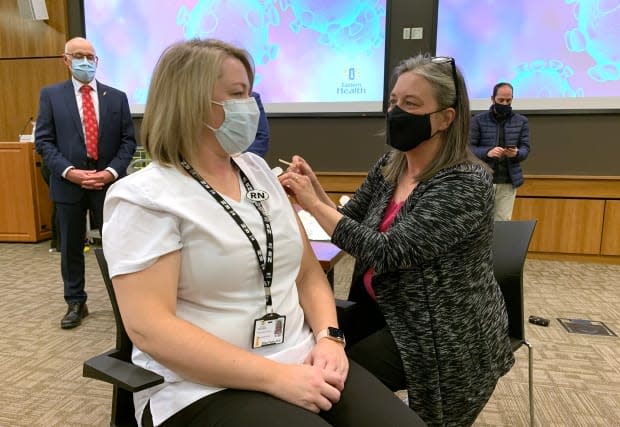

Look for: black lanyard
[180,158,275,313]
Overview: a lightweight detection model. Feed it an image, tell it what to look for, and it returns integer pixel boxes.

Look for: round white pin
[246,189,269,202]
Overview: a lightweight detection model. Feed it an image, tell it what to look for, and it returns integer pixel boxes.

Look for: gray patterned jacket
[332,153,515,426]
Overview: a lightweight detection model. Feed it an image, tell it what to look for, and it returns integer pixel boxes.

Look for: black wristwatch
[315,327,346,345]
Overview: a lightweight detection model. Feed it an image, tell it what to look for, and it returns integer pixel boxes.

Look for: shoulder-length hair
[383,54,483,184]
[142,39,254,169]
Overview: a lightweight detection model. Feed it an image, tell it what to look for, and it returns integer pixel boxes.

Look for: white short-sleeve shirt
[102,153,314,426]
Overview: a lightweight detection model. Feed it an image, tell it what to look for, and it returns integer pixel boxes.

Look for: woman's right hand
[267,363,342,413]
[289,155,318,183]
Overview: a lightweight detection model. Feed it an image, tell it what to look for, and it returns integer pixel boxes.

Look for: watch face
[328,327,345,340]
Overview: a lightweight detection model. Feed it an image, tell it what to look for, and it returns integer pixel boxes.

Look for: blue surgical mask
[207,98,260,155]
[71,58,96,83]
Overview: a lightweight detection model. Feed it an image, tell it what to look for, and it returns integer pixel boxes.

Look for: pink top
[362,200,405,300]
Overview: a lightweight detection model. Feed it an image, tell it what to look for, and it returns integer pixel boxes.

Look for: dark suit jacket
[35,79,136,203]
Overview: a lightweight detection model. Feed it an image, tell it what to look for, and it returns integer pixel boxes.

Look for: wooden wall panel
[601,201,620,256]
[513,198,605,254]
[0,57,68,141]
[0,142,51,242]
[517,176,620,199]
[311,173,620,261]
[0,0,69,141]
[0,0,67,58]
[317,173,366,192]
[0,143,34,239]
[317,172,365,205]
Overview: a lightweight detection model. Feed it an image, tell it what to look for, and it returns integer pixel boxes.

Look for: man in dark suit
[35,37,136,329]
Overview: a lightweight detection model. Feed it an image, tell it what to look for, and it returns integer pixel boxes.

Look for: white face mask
[207,97,260,155]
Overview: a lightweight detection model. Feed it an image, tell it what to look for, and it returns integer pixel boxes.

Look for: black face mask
[493,103,512,117]
[386,106,437,152]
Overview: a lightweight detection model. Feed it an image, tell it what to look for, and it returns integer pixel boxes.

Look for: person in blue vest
[470,82,530,220]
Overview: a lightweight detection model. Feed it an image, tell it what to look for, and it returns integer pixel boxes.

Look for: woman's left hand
[304,338,349,392]
[279,172,319,212]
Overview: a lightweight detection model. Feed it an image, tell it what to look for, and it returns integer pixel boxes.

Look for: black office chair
[492,220,537,426]
[83,248,163,427]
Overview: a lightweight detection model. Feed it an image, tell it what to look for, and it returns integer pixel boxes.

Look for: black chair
[492,220,537,426]
[83,248,163,427]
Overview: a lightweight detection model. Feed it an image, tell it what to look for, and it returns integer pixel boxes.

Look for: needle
[278,158,292,166]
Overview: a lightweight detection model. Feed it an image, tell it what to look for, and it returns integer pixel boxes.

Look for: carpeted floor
[1,242,618,426]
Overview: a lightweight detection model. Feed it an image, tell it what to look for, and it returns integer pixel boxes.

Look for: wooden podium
[0,142,53,242]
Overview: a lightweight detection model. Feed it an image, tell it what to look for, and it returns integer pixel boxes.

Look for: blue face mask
[206,98,260,155]
[71,58,96,83]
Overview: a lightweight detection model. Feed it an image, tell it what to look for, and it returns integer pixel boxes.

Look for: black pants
[338,290,408,393]
[56,188,105,304]
[143,360,425,427]
[39,161,59,248]
[347,327,407,392]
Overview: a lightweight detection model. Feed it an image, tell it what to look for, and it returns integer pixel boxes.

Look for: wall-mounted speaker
[17,0,49,21]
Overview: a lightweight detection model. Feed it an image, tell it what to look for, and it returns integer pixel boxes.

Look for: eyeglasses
[431,56,458,107]
[65,52,98,62]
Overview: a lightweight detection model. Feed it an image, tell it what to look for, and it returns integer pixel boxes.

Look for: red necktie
[80,85,99,160]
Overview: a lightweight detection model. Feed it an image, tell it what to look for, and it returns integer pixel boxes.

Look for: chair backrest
[492,220,537,342]
[95,248,133,359]
[94,247,137,427]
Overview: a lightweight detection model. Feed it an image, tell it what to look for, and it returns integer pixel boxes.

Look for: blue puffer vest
[469,108,530,188]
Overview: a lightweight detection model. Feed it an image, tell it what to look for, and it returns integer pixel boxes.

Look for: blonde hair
[142,39,254,169]
[383,54,482,183]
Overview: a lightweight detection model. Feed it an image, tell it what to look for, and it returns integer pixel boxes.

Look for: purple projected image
[437,0,620,111]
[84,0,387,114]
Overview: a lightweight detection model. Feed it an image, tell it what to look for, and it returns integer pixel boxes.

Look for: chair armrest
[336,299,358,336]
[83,349,164,392]
[336,298,357,312]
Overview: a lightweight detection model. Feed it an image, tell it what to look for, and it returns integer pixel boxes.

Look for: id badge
[252,313,286,349]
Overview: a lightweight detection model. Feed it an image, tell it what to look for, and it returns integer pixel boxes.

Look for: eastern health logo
[336,66,367,95]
